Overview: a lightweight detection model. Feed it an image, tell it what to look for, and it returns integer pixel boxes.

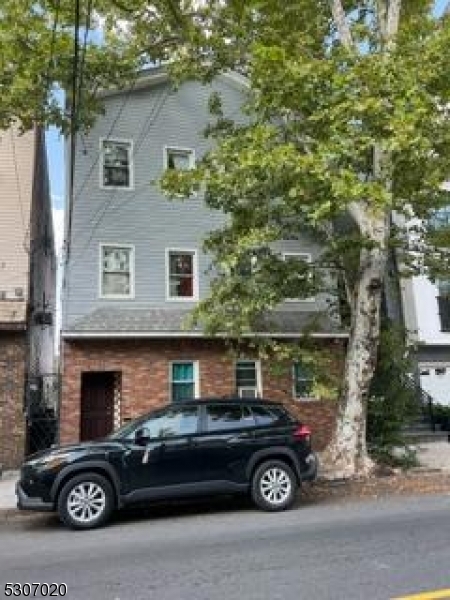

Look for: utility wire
[74,88,245,262]
[43,0,61,107]
[66,80,140,265]
[70,76,138,205]
[65,0,81,263]
[71,85,171,266]
[76,0,93,132]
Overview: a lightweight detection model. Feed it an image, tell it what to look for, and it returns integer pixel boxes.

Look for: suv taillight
[293,424,311,443]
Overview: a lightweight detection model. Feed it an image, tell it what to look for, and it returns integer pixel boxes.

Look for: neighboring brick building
[61,68,348,449]
[0,329,26,469]
[0,125,56,469]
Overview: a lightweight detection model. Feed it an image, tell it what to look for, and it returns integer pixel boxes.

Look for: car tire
[57,473,115,530]
[251,460,297,512]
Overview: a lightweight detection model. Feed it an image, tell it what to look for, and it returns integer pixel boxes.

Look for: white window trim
[282,252,315,303]
[235,359,263,398]
[165,248,199,302]
[99,137,134,191]
[419,363,450,375]
[99,243,135,300]
[169,360,200,402]
[292,363,315,401]
[163,146,196,171]
[238,387,258,399]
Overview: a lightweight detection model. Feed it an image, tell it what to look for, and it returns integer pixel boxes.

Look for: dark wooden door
[80,372,115,441]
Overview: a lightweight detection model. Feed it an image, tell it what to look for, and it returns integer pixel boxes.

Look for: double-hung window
[100,244,134,298]
[236,360,261,398]
[293,362,314,399]
[437,280,450,332]
[171,362,198,402]
[101,139,133,189]
[282,253,315,302]
[167,250,197,300]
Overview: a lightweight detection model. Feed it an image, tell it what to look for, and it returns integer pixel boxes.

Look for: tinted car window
[251,406,287,426]
[205,405,255,432]
[139,406,198,439]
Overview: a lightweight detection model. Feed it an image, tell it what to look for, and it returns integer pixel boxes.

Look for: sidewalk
[0,471,18,514]
[415,441,450,471]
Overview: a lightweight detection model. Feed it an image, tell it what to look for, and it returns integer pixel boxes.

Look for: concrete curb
[0,507,35,521]
[2,469,450,524]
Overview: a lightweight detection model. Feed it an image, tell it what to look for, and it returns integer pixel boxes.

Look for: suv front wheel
[57,473,115,530]
[251,460,297,512]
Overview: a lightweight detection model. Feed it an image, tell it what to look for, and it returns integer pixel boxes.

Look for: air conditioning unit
[238,387,258,399]
[33,311,53,326]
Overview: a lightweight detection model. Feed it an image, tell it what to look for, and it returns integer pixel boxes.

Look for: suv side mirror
[134,427,151,446]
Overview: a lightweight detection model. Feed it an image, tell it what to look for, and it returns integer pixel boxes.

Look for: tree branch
[376,0,388,42]
[329,0,354,49]
[348,201,365,231]
[386,0,401,40]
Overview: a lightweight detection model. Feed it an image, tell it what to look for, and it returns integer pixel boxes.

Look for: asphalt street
[1,493,450,600]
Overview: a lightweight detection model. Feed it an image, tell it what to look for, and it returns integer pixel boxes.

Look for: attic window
[101,139,133,189]
[165,147,194,171]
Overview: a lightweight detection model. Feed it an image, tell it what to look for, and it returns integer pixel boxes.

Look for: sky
[47,0,450,258]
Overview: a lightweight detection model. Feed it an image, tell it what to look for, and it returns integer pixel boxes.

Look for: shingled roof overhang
[62,308,349,340]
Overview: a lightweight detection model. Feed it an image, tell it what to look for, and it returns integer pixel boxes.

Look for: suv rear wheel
[57,473,114,530]
[251,460,297,511]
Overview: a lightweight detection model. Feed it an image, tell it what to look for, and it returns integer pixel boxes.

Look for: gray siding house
[60,68,345,448]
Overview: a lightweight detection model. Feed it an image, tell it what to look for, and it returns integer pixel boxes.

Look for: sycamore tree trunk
[323,211,389,478]
[320,1,400,478]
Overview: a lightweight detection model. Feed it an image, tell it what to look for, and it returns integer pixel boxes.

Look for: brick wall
[0,332,26,469]
[61,338,344,450]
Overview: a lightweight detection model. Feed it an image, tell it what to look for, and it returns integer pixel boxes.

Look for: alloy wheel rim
[67,482,106,523]
[260,467,292,505]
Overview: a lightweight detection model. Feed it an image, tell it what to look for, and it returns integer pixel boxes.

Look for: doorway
[80,371,121,441]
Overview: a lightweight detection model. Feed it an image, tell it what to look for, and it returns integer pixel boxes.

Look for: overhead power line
[42,0,61,109]
[65,0,81,262]
[71,85,172,266]
[76,0,93,131]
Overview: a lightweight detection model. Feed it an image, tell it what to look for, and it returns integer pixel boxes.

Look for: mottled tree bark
[321,1,400,477]
[324,216,388,477]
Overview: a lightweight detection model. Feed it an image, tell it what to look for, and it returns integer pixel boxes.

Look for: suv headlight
[26,453,71,471]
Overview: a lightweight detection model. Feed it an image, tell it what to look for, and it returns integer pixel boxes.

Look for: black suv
[17,399,318,529]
